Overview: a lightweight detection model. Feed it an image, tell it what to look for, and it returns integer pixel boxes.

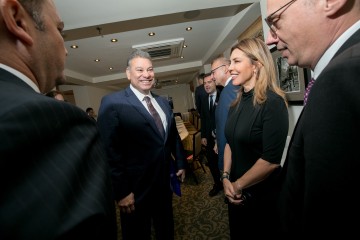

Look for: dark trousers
[205,137,221,186]
[120,190,174,240]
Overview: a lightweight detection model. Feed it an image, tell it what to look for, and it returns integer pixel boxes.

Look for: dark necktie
[304,77,315,106]
[209,95,214,112]
[144,96,165,137]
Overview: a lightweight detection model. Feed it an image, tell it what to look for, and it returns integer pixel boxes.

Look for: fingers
[120,204,135,213]
[176,170,186,182]
[225,195,243,205]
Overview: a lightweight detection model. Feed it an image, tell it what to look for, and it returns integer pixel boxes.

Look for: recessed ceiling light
[94,59,100,62]
[148,32,155,36]
[109,67,113,70]
[186,27,192,31]
[70,45,78,49]
[180,56,184,59]
[183,45,187,48]
[110,38,118,42]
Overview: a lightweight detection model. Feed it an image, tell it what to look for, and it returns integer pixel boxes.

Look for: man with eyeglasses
[265,0,360,235]
[210,56,239,174]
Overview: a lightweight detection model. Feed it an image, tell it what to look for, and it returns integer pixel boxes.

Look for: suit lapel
[153,94,171,140]
[125,87,162,138]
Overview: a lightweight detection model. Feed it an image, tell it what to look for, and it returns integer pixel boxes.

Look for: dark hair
[86,107,94,113]
[204,72,211,78]
[18,0,45,31]
[198,73,205,79]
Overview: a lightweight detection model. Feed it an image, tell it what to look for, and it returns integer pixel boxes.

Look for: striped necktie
[144,96,165,137]
[304,78,315,106]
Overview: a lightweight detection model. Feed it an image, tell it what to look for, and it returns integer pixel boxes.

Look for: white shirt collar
[130,84,154,101]
[313,20,360,79]
[0,64,40,93]
[224,76,232,86]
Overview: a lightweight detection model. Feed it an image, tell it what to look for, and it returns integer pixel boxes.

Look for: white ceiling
[54,0,261,90]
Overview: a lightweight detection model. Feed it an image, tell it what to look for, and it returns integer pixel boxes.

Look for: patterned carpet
[116,165,230,240]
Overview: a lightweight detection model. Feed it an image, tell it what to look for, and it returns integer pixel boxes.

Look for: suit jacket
[279,29,360,235]
[215,79,239,171]
[0,69,117,240]
[194,84,207,116]
[200,89,221,140]
[97,86,186,202]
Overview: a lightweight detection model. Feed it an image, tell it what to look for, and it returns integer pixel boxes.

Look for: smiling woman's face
[229,48,256,91]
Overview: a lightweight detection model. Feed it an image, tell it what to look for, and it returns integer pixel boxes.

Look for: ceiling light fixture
[148,32,155,36]
[110,38,118,42]
[186,27,192,31]
[70,45,78,49]
[109,67,113,70]
[180,56,184,59]
[183,45,187,48]
[94,59,100,62]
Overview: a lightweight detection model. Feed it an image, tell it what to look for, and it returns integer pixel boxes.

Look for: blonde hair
[231,38,287,107]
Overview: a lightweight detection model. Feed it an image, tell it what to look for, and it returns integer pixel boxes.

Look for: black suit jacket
[200,90,221,140]
[97,86,186,202]
[279,29,360,235]
[194,84,207,116]
[0,69,117,239]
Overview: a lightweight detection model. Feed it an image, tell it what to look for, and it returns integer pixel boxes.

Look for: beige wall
[59,83,194,116]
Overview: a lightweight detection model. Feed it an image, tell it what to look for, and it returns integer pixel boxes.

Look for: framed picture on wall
[271,47,310,104]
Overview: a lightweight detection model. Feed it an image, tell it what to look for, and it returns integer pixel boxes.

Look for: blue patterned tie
[304,78,315,106]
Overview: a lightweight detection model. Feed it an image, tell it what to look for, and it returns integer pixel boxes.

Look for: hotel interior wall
[59,0,303,137]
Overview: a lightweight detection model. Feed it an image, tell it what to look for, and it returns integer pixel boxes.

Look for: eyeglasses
[210,64,226,75]
[265,0,297,38]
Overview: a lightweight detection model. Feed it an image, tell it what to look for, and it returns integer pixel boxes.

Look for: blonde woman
[222,38,288,238]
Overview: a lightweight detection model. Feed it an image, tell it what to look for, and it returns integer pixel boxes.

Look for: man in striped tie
[97,49,186,240]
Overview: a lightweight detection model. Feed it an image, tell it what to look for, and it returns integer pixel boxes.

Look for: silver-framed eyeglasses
[265,0,297,38]
[210,64,226,75]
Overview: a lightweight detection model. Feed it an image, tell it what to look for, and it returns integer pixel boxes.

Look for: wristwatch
[220,171,230,181]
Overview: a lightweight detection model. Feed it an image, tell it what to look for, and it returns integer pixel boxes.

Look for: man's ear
[1,0,34,46]
[324,0,347,17]
[126,67,131,80]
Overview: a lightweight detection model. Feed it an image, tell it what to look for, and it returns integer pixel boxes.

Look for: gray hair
[126,49,152,67]
[210,55,230,66]
[18,0,46,31]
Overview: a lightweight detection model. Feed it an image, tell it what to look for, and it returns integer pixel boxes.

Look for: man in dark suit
[200,73,222,197]
[194,73,207,116]
[266,0,360,235]
[97,49,186,240]
[0,1,117,239]
[210,56,240,173]
[86,107,97,121]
